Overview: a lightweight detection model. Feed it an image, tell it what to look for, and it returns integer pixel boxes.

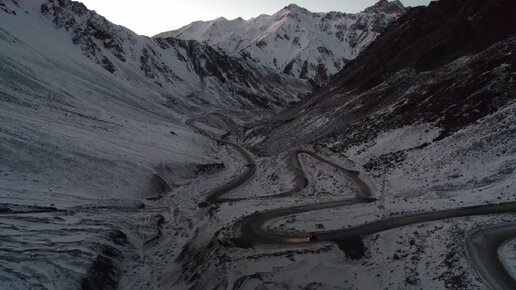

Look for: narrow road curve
[238,201,516,245]
[187,119,367,203]
[186,118,516,289]
[466,224,516,290]
[185,119,256,204]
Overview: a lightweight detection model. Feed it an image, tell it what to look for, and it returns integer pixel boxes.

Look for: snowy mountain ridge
[32,0,309,113]
[0,1,309,288]
[1,0,515,289]
[157,0,405,85]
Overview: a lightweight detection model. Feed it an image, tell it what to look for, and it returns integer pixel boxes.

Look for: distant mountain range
[157,0,405,85]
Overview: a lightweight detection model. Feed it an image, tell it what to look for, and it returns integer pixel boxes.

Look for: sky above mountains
[79,0,432,36]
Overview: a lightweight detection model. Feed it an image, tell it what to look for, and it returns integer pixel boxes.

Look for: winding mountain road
[186,118,516,289]
[186,119,256,203]
[466,224,516,290]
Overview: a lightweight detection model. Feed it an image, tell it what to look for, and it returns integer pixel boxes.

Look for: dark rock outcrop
[335,0,516,92]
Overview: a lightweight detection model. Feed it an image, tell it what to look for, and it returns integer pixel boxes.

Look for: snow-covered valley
[1,0,515,289]
[0,0,308,288]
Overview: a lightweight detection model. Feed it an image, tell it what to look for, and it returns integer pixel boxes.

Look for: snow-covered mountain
[0,0,311,204]
[249,0,516,162]
[7,0,309,113]
[0,0,309,288]
[157,0,405,85]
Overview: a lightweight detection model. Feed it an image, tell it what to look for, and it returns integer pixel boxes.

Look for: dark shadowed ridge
[334,0,516,92]
[249,0,516,156]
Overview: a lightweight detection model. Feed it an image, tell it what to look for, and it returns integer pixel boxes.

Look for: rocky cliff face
[157,0,405,86]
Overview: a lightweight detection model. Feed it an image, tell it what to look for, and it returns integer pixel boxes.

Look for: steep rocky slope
[6,0,309,113]
[250,0,515,157]
[158,0,405,85]
[0,0,309,288]
[247,0,516,223]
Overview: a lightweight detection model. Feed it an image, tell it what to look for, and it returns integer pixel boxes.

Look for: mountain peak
[285,3,301,10]
[281,3,309,14]
[214,16,228,22]
[364,0,405,14]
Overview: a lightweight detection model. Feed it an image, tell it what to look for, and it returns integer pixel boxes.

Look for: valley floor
[116,110,516,290]
[1,108,514,289]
